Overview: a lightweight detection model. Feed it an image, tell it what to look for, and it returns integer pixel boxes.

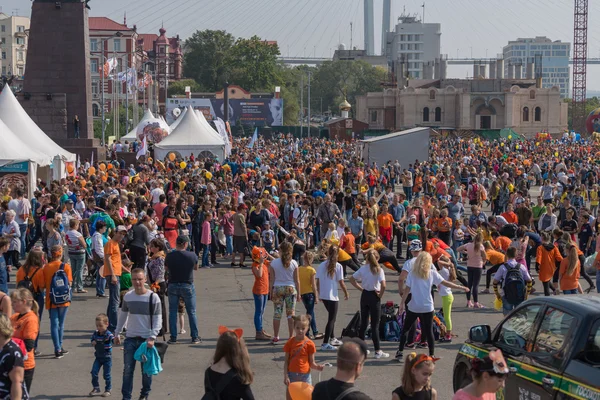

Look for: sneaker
[417,342,429,349]
[467,301,474,308]
[179,329,186,334]
[34,350,41,357]
[480,288,491,294]
[255,332,271,341]
[200,265,211,269]
[54,351,64,359]
[96,294,109,298]
[191,337,202,344]
[138,396,148,400]
[89,388,101,396]
[439,335,452,343]
[366,349,371,355]
[76,289,88,293]
[321,343,337,351]
[395,350,403,361]
[375,350,390,359]
[102,391,111,397]
[271,336,280,344]
[260,330,272,338]
[330,338,343,346]
[313,333,324,340]
[60,348,69,355]
[230,262,237,268]
[474,302,486,309]
[239,263,247,268]
[167,339,178,345]
[405,342,416,349]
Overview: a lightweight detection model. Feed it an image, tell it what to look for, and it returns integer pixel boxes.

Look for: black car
[453,295,600,399]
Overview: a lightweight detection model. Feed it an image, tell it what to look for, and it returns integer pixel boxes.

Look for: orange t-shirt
[436,217,453,232]
[341,233,356,255]
[501,212,518,224]
[284,337,316,374]
[252,262,269,295]
[494,236,512,252]
[103,239,122,277]
[559,258,580,291]
[536,245,563,283]
[43,260,73,309]
[486,249,505,266]
[10,311,39,370]
[16,266,45,294]
[377,213,393,229]
[362,241,386,252]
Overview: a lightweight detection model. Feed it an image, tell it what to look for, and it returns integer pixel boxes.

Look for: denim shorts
[288,372,312,385]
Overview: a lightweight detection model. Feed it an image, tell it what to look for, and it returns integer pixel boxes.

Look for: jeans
[107,278,120,333]
[502,296,516,316]
[201,244,210,266]
[122,337,152,400]
[597,273,600,293]
[91,357,112,391]
[96,273,106,296]
[19,223,27,259]
[168,282,199,341]
[563,289,577,295]
[0,266,7,294]
[252,293,268,333]
[34,291,44,349]
[69,253,86,291]
[301,293,318,336]
[225,235,233,255]
[49,306,68,352]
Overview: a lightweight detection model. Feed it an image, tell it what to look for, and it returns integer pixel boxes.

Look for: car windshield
[584,319,600,366]
[497,305,540,353]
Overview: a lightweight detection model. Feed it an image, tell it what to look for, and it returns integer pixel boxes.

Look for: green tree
[93,104,142,141]
[183,30,235,91]
[168,79,202,96]
[229,36,281,91]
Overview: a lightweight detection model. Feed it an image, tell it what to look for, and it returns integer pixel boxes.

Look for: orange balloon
[88,166,96,175]
[79,180,86,187]
[99,163,106,171]
[101,176,107,182]
[168,153,176,161]
[66,164,74,174]
[107,164,114,170]
[288,382,313,400]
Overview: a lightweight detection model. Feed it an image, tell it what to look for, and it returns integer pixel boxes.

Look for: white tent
[168,107,187,131]
[157,116,172,134]
[154,106,225,161]
[122,109,155,141]
[0,87,76,162]
[193,109,226,142]
[0,118,51,167]
[359,127,430,167]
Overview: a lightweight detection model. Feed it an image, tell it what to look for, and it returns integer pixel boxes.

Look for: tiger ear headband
[410,353,440,369]
[218,325,243,341]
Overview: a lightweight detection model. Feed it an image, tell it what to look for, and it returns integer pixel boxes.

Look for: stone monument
[21,0,105,160]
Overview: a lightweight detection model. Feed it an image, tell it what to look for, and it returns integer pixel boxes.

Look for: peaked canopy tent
[193,109,226,142]
[154,106,225,161]
[122,109,155,141]
[358,127,430,167]
[0,87,76,163]
[168,107,188,131]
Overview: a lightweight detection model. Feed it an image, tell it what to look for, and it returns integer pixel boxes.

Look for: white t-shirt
[150,188,164,205]
[270,258,298,287]
[437,267,452,297]
[65,229,85,253]
[316,261,343,301]
[8,198,31,225]
[292,207,308,229]
[352,265,385,292]
[406,269,444,313]
[401,257,417,273]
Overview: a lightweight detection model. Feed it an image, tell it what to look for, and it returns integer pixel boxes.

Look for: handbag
[148,292,168,363]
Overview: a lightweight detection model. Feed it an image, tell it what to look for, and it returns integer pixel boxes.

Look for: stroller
[83,237,100,287]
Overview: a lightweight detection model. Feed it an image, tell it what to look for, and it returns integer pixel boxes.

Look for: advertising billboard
[166,98,283,127]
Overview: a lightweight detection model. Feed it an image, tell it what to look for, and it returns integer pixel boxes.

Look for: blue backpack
[384,320,401,342]
[50,263,71,305]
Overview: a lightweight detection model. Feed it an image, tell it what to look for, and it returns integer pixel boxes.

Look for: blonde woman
[10,288,39,393]
[0,314,26,399]
[316,245,349,351]
[457,231,487,308]
[268,241,300,344]
[395,252,468,361]
[349,251,388,358]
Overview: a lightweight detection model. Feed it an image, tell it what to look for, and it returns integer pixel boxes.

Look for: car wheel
[453,362,472,392]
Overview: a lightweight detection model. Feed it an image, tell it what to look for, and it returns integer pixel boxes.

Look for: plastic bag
[494,297,503,311]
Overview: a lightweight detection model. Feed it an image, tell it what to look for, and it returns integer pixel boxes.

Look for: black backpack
[379,302,399,340]
[341,311,361,338]
[503,263,526,306]
[500,223,518,239]
[17,268,40,294]
[202,369,236,400]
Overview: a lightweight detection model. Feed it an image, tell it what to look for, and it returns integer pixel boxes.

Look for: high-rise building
[364,0,374,56]
[503,37,570,98]
[381,0,391,55]
[0,13,30,78]
[386,15,441,79]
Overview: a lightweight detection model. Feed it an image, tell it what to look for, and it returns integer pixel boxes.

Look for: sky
[4,0,600,91]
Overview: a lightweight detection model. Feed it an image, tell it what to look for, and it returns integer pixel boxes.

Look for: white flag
[136,136,147,159]
[247,128,258,149]
[216,118,232,156]
[90,151,94,168]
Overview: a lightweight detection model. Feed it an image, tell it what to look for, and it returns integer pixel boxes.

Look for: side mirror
[469,325,492,343]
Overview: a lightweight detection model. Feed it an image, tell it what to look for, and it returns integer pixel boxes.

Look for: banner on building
[0,161,29,197]
[166,98,283,127]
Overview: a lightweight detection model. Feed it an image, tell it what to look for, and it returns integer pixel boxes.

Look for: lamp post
[97,31,122,146]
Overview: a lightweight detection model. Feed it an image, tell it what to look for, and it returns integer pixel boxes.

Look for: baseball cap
[176,235,190,246]
[409,239,422,251]
[65,199,74,204]
[116,225,127,233]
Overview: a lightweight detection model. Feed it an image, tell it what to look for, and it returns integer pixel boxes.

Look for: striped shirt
[116,290,162,340]
[90,329,114,358]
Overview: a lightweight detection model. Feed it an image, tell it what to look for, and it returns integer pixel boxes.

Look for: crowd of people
[0,133,598,399]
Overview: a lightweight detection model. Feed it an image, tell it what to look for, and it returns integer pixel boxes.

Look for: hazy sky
[4,0,600,91]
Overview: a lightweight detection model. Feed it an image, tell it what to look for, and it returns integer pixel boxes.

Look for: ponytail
[326,245,339,278]
[366,251,380,275]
